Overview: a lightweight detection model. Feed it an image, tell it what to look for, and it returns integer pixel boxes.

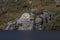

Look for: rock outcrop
[17,13,34,30]
[5,10,51,30]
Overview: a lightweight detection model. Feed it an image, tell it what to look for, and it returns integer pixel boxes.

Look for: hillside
[0,0,60,30]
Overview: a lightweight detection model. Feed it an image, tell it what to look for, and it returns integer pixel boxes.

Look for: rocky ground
[0,0,60,30]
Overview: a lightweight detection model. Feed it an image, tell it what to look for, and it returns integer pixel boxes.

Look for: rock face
[17,13,34,30]
[5,12,34,30]
[17,11,51,30]
[5,11,51,30]
[34,11,51,30]
[35,16,42,30]
[40,11,50,24]
[5,21,16,30]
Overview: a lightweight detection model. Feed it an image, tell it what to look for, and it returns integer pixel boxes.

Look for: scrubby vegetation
[0,0,29,29]
[0,0,60,30]
[43,9,60,30]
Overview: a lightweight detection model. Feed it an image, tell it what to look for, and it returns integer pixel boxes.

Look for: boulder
[17,13,34,30]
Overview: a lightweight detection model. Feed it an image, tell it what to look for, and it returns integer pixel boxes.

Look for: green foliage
[43,9,60,30]
[43,21,54,30]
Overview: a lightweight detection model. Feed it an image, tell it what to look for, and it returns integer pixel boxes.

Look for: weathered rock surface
[5,10,51,30]
[17,13,34,30]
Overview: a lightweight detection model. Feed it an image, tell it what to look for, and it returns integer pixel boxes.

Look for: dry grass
[0,0,60,29]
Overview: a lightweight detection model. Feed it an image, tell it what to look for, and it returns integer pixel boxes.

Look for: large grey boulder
[35,16,43,30]
[17,13,34,30]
